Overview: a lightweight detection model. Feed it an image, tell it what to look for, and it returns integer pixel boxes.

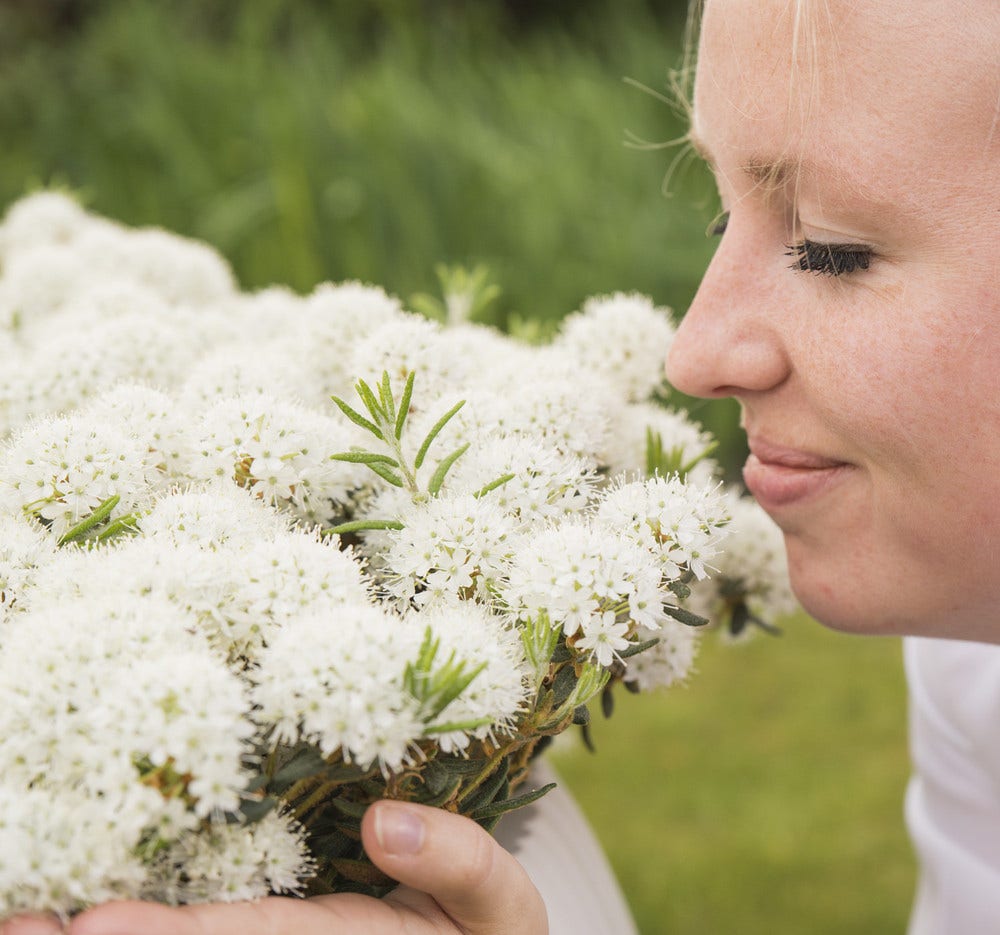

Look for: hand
[0,801,547,935]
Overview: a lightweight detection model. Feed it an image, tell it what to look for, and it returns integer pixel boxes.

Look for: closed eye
[786,240,873,276]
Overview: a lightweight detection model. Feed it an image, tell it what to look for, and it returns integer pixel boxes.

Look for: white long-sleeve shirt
[905,637,1000,935]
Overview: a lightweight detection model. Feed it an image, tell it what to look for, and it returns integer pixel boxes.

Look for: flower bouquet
[0,192,795,918]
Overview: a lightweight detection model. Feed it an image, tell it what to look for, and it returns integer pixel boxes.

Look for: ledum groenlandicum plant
[0,192,796,914]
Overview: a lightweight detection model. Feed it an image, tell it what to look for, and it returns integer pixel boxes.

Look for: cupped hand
[0,801,547,935]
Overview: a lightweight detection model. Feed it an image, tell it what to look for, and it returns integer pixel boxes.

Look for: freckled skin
[666,0,1000,641]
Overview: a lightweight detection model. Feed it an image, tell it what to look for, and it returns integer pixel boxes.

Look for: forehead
[692,0,1000,198]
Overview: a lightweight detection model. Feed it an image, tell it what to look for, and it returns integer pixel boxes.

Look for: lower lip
[742,454,852,510]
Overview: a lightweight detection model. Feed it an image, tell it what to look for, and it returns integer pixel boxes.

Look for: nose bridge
[665,231,790,399]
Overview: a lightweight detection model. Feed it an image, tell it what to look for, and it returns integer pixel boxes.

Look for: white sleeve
[904,636,1000,935]
[495,759,639,935]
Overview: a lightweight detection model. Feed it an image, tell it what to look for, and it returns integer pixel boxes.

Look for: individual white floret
[552,292,676,402]
[602,400,719,483]
[153,810,314,905]
[595,474,731,581]
[0,412,156,541]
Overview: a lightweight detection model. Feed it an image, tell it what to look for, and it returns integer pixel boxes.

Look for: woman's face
[666,0,1000,640]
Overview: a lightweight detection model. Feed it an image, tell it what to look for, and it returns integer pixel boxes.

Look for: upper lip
[746,436,848,470]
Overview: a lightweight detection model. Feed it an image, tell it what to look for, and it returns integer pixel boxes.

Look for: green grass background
[1,2,915,930]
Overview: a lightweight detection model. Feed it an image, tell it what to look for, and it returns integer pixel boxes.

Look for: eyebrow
[688,129,795,194]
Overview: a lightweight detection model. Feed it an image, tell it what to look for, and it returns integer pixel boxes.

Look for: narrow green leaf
[330,451,400,466]
[461,759,510,811]
[364,461,406,487]
[57,495,120,546]
[323,519,405,536]
[663,604,711,627]
[414,400,466,470]
[428,442,470,496]
[469,782,557,822]
[618,636,660,659]
[394,371,415,440]
[378,371,396,423]
[354,378,384,422]
[330,395,381,438]
[94,512,140,543]
[472,472,515,500]
[240,796,278,823]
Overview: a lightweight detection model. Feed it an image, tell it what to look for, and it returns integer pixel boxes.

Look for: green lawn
[552,619,915,934]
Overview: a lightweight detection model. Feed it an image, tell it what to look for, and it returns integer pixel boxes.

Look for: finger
[67,893,394,935]
[363,800,548,935]
[1,916,63,935]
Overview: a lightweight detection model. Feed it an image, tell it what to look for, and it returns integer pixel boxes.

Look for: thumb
[362,800,548,935]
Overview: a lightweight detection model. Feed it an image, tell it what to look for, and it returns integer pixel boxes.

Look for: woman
[6,0,997,932]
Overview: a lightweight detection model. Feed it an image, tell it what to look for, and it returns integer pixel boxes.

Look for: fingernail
[374,803,425,856]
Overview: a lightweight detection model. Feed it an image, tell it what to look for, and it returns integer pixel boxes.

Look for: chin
[784,539,912,637]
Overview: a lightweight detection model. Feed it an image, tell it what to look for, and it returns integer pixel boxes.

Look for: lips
[742,437,852,509]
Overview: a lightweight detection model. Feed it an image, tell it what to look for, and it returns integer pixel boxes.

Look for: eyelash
[785,241,873,276]
[709,211,875,277]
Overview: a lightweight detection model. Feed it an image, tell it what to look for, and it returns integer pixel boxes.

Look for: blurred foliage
[0,0,744,474]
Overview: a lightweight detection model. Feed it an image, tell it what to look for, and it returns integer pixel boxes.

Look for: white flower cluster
[0,191,795,916]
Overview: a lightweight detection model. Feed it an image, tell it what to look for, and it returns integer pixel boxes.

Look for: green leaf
[57,494,121,546]
[427,442,470,495]
[323,518,405,536]
[663,604,711,627]
[378,371,396,424]
[268,746,328,793]
[330,395,381,438]
[364,461,406,487]
[550,663,578,707]
[472,472,515,500]
[469,782,557,822]
[330,451,400,466]
[240,796,278,823]
[461,759,510,811]
[394,370,415,440]
[423,716,494,735]
[415,399,466,470]
[354,378,384,422]
[618,636,660,659]
[94,512,141,543]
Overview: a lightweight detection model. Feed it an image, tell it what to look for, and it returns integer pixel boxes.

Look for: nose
[665,226,791,400]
